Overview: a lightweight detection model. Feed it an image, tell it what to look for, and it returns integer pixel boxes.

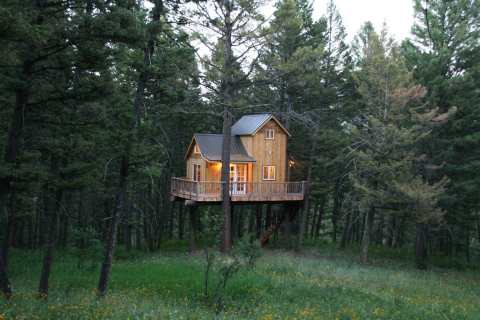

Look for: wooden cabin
[171,114,305,203]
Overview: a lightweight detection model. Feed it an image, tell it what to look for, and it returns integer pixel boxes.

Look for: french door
[230,164,247,195]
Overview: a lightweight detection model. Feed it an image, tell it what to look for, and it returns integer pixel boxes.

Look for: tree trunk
[1,192,16,267]
[188,205,198,254]
[123,198,132,251]
[219,1,235,253]
[0,253,12,299]
[296,127,319,251]
[237,206,244,239]
[465,227,470,263]
[375,213,384,244]
[178,203,185,240]
[331,179,343,243]
[315,199,325,239]
[360,207,375,264]
[97,155,128,297]
[247,206,255,234]
[220,107,232,252]
[264,204,271,229]
[38,188,63,298]
[255,205,262,238]
[97,0,163,296]
[415,222,428,270]
[339,210,351,250]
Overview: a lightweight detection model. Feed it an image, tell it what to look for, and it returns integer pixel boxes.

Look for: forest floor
[1,245,480,320]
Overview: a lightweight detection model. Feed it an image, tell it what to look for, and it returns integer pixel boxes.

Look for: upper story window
[265,128,275,140]
[194,144,200,154]
[262,165,276,181]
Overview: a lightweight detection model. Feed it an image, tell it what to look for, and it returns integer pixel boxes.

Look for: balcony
[170,177,306,203]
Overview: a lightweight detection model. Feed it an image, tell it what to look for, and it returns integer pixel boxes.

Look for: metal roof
[231,113,291,136]
[192,134,255,162]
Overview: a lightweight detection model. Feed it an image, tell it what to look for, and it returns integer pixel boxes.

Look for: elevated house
[170,114,306,203]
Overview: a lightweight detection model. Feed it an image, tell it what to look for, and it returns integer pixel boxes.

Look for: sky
[145,0,415,42]
[287,0,414,41]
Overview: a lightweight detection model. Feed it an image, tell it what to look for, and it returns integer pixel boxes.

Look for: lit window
[193,164,201,181]
[262,166,276,180]
[194,144,200,154]
[265,129,275,140]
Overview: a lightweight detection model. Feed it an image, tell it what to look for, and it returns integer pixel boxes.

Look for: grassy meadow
[1,245,480,320]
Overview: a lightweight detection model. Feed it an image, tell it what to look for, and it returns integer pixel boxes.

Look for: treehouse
[171,114,306,203]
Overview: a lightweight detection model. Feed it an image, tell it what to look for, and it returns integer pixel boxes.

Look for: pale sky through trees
[309,0,414,41]
[145,1,414,41]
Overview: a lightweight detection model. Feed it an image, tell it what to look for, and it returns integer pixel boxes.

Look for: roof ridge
[194,133,222,136]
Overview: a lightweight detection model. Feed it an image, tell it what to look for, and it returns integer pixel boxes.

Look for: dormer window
[194,144,200,154]
[265,129,275,140]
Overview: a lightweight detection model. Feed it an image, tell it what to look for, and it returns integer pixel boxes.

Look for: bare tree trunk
[0,254,11,299]
[219,1,235,253]
[265,204,272,230]
[188,205,198,254]
[255,205,262,238]
[296,129,318,251]
[360,207,374,264]
[237,206,244,239]
[38,188,63,298]
[315,200,326,239]
[340,211,351,250]
[1,193,16,267]
[415,222,428,270]
[97,0,163,296]
[375,213,384,244]
[0,195,12,298]
[178,203,185,240]
[220,107,232,252]
[247,206,255,234]
[331,179,343,243]
[97,155,128,296]
[465,227,470,263]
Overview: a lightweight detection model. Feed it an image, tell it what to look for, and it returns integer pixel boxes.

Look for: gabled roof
[186,134,255,162]
[231,113,291,137]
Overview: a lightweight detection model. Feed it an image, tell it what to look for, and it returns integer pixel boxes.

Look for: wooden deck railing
[171,177,306,202]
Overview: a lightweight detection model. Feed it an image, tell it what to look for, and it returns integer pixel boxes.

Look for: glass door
[230,164,247,195]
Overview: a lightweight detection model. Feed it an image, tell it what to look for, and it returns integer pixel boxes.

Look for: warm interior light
[288,160,295,167]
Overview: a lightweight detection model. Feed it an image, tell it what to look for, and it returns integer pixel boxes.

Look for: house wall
[185,119,288,183]
[185,142,206,180]
[249,119,287,183]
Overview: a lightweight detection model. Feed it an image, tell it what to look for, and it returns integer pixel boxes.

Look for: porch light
[288,160,295,168]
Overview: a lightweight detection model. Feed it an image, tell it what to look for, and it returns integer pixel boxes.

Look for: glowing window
[262,166,276,180]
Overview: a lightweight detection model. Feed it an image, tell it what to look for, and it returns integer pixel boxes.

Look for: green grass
[1,247,480,319]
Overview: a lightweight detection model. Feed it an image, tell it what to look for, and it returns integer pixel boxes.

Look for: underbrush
[1,248,480,319]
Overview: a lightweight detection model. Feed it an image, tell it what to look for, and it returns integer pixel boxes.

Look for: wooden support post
[188,205,198,254]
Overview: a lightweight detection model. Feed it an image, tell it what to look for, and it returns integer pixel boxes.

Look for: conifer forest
[0,0,479,319]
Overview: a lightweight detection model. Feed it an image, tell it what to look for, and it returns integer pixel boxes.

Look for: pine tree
[351,24,446,265]
[191,0,265,252]
[403,0,480,259]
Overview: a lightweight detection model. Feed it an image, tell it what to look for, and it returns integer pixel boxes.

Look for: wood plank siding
[246,119,287,183]
[175,114,303,203]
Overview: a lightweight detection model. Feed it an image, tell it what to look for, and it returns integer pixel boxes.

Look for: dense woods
[0,0,479,303]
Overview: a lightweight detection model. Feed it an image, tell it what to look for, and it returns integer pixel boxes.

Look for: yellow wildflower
[262,314,274,320]
[373,307,384,317]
